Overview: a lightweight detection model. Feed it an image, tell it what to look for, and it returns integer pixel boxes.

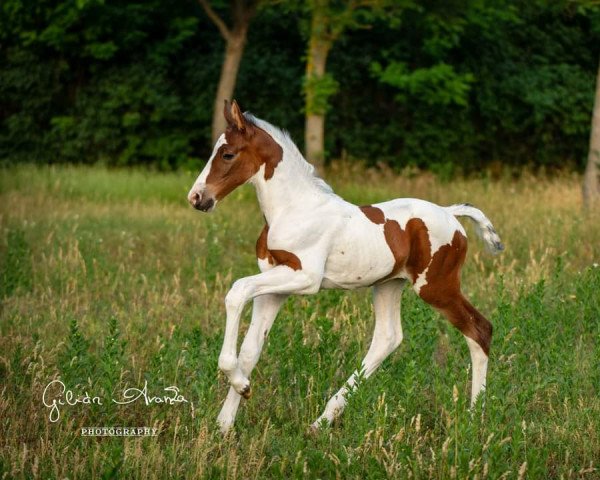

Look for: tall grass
[1,164,599,479]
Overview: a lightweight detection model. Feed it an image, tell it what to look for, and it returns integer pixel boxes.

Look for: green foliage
[372,61,475,106]
[328,1,599,170]
[304,72,340,114]
[100,316,127,394]
[57,315,125,393]
[0,229,32,298]
[58,318,94,387]
[1,166,600,477]
[0,0,598,171]
[0,0,210,168]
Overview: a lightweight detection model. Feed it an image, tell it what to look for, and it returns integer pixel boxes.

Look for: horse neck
[250,152,329,225]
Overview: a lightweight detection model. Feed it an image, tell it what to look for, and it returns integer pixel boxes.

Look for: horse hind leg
[311,279,406,430]
[416,232,492,406]
[439,297,492,406]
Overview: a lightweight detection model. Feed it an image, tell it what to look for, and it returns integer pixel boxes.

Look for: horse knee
[379,326,403,354]
[367,332,402,370]
[225,279,249,312]
[218,354,238,374]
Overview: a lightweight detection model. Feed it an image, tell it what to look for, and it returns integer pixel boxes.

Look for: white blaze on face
[187,134,227,202]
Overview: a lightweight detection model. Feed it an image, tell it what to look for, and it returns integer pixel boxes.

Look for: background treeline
[1,0,599,173]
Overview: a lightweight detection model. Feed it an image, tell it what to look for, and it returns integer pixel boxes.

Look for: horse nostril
[189,192,201,207]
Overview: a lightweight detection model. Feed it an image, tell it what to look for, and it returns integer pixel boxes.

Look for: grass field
[1,164,599,479]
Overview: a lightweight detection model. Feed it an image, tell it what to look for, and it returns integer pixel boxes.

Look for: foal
[188,100,503,434]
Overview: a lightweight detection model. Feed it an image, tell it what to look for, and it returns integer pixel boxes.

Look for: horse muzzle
[188,190,216,212]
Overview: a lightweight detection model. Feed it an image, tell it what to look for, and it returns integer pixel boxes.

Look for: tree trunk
[211,30,248,142]
[305,111,326,167]
[304,6,332,170]
[583,58,600,209]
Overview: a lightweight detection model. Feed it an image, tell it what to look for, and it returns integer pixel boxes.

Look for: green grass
[1,164,599,479]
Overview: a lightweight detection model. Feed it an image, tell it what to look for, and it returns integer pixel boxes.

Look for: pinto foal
[188,101,503,434]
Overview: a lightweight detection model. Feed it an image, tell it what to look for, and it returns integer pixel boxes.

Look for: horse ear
[223,99,234,126]
[230,99,246,132]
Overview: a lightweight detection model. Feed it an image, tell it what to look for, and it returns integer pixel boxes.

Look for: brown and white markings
[188,100,504,434]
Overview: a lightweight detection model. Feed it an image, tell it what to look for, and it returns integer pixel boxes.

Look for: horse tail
[445,203,504,254]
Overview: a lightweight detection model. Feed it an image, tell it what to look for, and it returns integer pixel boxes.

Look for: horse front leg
[217,293,287,433]
[217,265,320,418]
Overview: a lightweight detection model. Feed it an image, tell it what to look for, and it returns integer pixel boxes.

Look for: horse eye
[223,153,235,160]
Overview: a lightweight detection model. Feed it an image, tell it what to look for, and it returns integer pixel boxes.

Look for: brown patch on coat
[256,225,275,265]
[418,231,492,355]
[380,220,410,281]
[205,101,283,201]
[255,224,301,270]
[377,217,431,283]
[404,218,432,282]
[418,231,467,308]
[360,205,386,224]
[269,249,302,271]
[360,206,430,282]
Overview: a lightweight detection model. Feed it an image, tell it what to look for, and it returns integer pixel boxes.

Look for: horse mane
[243,112,334,194]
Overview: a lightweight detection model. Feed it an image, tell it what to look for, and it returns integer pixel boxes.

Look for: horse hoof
[241,385,251,399]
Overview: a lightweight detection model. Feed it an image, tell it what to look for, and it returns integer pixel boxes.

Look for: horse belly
[321,225,396,289]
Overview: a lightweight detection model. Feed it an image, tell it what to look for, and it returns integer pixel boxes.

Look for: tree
[583,57,600,208]
[1,0,598,172]
[303,0,391,168]
[198,0,259,142]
